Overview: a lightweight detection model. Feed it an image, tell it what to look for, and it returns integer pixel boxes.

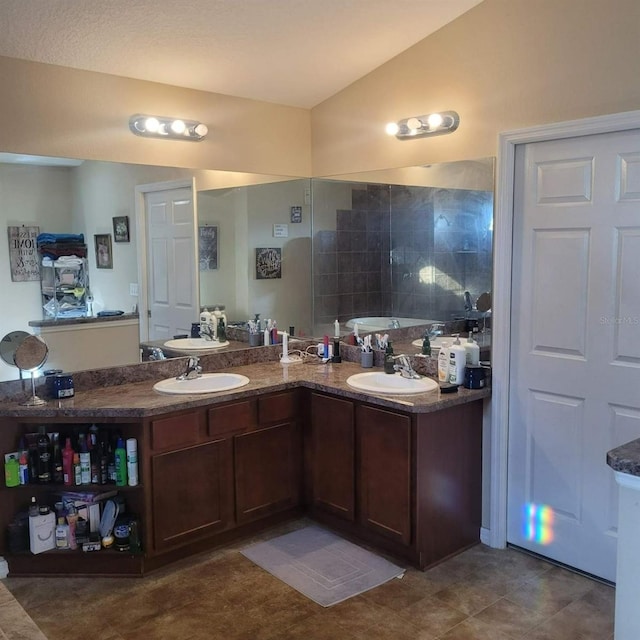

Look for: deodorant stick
[126,438,138,487]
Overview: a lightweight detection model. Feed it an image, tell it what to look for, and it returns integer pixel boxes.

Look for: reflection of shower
[435,214,451,227]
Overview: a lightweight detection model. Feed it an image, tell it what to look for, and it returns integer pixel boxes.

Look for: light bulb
[407,117,423,131]
[385,122,399,136]
[193,123,208,137]
[427,113,444,129]
[144,117,160,133]
[171,119,186,134]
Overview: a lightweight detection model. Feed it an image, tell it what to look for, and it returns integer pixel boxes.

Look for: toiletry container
[464,332,480,366]
[4,454,19,488]
[384,342,395,374]
[115,437,127,486]
[448,336,466,385]
[200,308,211,336]
[437,342,451,382]
[421,333,432,356]
[126,438,138,487]
[29,506,55,554]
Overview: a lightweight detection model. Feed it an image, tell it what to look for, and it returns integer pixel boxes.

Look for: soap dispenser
[464,332,480,366]
[448,335,466,385]
[384,341,395,374]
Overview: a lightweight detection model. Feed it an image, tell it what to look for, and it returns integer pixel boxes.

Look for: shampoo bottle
[464,332,480,366]
[437,341,451,382]
[62,438,74,486]
[448,335,466,385]
[115,437,127,486]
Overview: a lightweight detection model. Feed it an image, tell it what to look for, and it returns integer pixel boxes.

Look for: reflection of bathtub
[345,316,437,332]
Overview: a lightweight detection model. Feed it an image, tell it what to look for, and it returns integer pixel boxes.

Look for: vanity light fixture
[385,111,459,139]
[129,114,208,141]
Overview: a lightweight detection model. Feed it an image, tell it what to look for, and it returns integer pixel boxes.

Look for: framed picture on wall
[94,234,113,269]
[199,225,218,270]
[255,247,282,279]
[112,216,130,243]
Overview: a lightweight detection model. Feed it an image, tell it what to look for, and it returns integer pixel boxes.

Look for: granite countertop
[0,360,490,419]
[607,439,640,477]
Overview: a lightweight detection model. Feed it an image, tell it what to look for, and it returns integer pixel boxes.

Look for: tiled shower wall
[313,182,493,328]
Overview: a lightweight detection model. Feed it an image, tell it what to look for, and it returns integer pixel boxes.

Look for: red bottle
[62,438,74,486]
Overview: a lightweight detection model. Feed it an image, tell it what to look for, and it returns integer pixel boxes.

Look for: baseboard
[480,527,493,547]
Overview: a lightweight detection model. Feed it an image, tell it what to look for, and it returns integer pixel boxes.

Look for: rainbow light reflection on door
[523,503,555,544]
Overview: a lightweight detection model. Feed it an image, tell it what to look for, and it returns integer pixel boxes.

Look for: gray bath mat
[240,525,405,607]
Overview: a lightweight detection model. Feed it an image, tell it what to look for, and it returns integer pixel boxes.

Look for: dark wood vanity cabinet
[309,393,355,521]
[357,405,411,545]
[234,391,302,524]
[309,394,410,544]
[151,439,234,551]
[1,385,482,576]
[150,391,302,550]
[150,409,234,552]
[309,391,483,570]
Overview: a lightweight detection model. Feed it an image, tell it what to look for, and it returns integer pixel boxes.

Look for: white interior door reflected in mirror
[139,181,199,342]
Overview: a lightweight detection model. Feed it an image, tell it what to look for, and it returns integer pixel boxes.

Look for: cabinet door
[152,439,233,551]
[234,422,301,525]
[357,405,412,545]
[310,393,355,521]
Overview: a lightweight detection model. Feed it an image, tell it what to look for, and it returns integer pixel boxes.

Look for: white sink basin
[411,336,455,350]
[346,372,438,395]
[153,372,250,395]
[163,338,230,350]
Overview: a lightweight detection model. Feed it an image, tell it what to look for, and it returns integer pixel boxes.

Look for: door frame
[488,109,640,549]
[134,178,198,342]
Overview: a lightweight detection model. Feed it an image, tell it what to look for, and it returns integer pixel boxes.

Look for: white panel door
[508,130,640,581]
[145,187,198,340]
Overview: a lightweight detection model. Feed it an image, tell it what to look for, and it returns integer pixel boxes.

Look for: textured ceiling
[0,0,482,108]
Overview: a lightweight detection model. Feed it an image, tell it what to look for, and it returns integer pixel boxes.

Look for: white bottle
[437,341,451,382]
[199,308,211,336]
[464,332,480,366]
[334,319,340,338]
[448,335,466,385]
[126,438,138,487]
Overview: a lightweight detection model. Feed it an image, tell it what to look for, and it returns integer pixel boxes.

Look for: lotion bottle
[464,332,480,366]
[448,335,466,385]
[437,341,451,382]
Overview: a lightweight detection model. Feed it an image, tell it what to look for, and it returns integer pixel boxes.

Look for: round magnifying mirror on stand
[475,292,492,333]
[0,331,49,405]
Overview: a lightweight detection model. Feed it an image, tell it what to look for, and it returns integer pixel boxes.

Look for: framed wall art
[198,225,218,270]
[94,234,113,269]
[255,247,282,279]
[112,216,130,243]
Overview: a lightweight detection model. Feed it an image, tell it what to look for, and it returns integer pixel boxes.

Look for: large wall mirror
[0,153,493,382]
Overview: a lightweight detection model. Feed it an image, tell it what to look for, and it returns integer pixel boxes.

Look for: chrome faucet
[393,354,421,379]
[177,356,202,380]
[389,318,401,329]
[428,322,445,338]
[148,347,166,361]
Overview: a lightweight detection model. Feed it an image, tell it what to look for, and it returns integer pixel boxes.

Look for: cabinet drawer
[208,400,257,437]
[258,391,297,425]
[151,412,203,451]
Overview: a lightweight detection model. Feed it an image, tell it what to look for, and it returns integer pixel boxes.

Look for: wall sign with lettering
[8,225,40,282]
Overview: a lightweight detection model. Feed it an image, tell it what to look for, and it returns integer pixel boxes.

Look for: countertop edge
[0,362,490,419]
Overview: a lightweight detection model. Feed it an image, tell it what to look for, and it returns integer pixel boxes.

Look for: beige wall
[0,56,311,177]
[311,0,640,176]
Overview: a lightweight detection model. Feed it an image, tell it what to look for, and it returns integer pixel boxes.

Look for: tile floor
[1,519,615,640]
